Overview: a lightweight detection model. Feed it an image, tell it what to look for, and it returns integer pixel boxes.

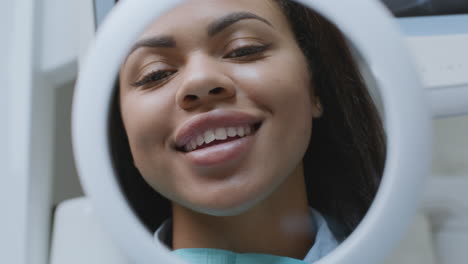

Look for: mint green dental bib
[154,208,342,264]
[173,248,307,264]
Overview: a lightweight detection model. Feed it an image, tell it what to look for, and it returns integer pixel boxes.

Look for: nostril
[209,87,224,95]
[184,94,198,103]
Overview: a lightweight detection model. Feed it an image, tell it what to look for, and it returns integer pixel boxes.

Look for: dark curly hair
[109,0,386,240]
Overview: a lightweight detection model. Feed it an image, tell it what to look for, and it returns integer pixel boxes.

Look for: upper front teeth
[185,125,253,152]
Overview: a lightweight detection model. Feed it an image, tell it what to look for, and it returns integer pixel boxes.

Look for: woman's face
[119,0,321,216]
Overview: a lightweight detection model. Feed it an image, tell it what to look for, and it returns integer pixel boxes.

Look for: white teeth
[185,125,255,152]
[227,127,237,137]
[237,126,245,137]
[215,128,227,140]
[196,135,204,146]
[186,144,193,152]
[204,130,215,144]
[190,140,197,150]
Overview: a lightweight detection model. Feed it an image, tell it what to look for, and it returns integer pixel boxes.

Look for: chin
[179,186,275,217]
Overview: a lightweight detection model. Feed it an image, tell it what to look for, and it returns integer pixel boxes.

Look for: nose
[176,55,235,110]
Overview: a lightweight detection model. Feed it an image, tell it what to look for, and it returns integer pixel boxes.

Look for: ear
[312,97,323,118]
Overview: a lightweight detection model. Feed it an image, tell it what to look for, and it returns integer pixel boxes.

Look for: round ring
[72,0,432,263]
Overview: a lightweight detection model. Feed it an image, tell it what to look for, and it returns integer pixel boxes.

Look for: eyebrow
[127,11,272,56]
[207,11,273,37]
[128,35,176,55]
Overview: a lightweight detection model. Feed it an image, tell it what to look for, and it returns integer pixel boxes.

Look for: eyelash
[131,70,176,87]
[224,44,270,59]
[132,44,270,87]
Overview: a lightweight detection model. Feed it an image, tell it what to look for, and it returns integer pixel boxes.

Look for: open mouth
[177,122,262,153]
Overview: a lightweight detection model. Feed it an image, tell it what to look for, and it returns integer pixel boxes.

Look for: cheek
[232,51,313,119]
[232,50,314,168]
[119,91,174,166]
[247,51,314,155]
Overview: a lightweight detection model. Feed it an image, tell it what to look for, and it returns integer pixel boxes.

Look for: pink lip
[174,109,263,149]
[183,134,255,167]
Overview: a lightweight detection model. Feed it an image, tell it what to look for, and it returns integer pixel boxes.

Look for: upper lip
[174,109,263,150]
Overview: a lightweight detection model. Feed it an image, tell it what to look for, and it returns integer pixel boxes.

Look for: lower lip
[182,134,256,167]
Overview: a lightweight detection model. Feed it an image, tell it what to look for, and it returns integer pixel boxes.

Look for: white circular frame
[72,0,432,263]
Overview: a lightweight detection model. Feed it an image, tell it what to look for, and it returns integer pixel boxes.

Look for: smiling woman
[109,0,386,263]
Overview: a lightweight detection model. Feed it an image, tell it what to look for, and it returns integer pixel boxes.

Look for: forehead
[138,0,289,39]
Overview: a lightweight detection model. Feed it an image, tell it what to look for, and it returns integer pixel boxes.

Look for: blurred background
[1,0,467,263]
[382,0,468,16]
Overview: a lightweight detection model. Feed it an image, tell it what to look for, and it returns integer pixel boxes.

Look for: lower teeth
[189,135,244,152]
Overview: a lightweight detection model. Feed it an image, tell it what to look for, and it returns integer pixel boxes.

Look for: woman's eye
[132,70,176,87]
[224,45,270,59]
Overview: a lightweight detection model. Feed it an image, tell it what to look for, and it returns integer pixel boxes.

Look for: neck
[171,165,314,260]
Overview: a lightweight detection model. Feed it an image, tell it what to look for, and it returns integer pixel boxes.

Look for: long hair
[274,0,386,238]
[109,0,386,238]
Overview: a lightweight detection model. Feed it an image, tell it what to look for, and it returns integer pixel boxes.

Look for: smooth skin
[119,0,323,259]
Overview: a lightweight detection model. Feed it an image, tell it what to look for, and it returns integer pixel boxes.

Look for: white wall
[0,1,84,264]
[0,0,20,262]
[52,82,83,206]
[0,0,14,171]
[432,115,468,176]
